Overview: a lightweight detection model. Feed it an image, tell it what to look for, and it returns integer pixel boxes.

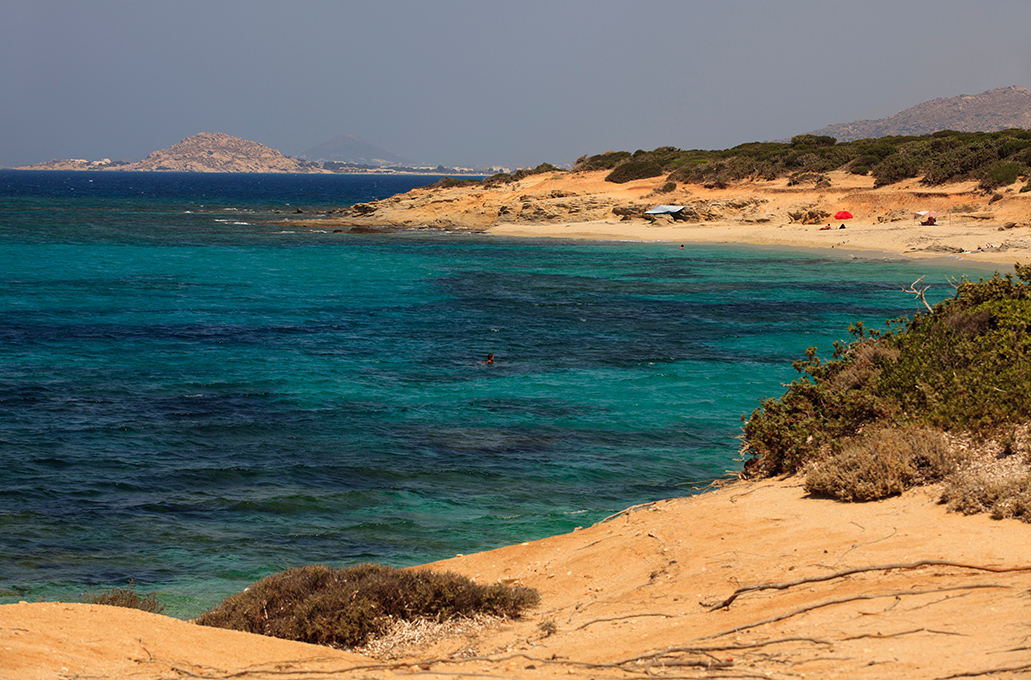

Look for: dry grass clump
[940,425,1031,521]
[354,611,502,659]
[805,427,964,502]
[194,563,539,649]
[805,424,1031,518]
[80,580,164,614]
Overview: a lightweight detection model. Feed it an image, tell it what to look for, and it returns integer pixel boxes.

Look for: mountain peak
[805,86,1031,141]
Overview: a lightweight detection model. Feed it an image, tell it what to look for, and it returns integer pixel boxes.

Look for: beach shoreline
[297,169,1031,270]
[5,477,1030,679]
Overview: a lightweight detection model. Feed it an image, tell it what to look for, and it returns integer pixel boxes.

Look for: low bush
[942,474,1031,521]
[787,172,828,186]
[80,580,164,614]
[573,151,631,171]
[483,163,563,187]
[804,427,961,501]
[605,160,664,184]
[432,177,481,189]
[979,161,1023,191]
[872,153,920,186]
[195,563,539,649]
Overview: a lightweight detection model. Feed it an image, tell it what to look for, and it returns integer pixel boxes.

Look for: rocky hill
[805,86,1031,141]
[18,133,327,173]
[124,133,325,173]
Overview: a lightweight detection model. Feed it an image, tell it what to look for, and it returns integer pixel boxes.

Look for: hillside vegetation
[571,129,1031,192]
[742,265,1031,518]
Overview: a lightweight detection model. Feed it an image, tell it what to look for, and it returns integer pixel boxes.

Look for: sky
[3,0,1031,169]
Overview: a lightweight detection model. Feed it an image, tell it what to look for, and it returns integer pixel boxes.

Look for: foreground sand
[5,478,1030,679]
[299,169,1031,268]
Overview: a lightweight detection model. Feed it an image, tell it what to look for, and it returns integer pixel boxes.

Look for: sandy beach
[302,169,1031,269]
[6,171,1031,680]
[5,478,1031,679]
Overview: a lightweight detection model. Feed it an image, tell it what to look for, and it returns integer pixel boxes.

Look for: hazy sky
[3,0,1030,168]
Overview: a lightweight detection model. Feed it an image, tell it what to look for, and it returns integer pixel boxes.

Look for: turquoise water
[0,171,999,616]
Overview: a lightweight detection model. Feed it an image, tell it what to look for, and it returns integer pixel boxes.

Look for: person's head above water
[486,353,495,363]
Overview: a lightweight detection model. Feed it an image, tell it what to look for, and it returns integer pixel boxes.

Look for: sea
[0,170,1001,617]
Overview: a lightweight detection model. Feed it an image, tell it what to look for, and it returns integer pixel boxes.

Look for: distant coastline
[7,164,487,177]
[12,132,502,176]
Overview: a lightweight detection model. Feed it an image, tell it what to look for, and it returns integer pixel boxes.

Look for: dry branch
[935,662,1031,679]
[699,584,1008,641]
[904,276,934,312]
[708,559,1031,610]
[613,637,833,665]
[574,612,675,630]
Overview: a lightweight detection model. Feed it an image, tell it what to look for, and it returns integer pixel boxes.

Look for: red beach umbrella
[834,210,853,220]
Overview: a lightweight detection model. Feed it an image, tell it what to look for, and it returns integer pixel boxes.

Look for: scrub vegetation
[79,580,165,614]
[741,265,1031,518]
[572,129,1031,191]
[195,563,539,648]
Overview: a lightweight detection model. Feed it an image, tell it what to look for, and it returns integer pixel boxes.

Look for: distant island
[14,132,502,176]
[17,133,326,174]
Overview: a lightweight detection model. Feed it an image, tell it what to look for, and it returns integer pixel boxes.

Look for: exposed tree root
[699,584,1009,641]
[935,662,1031,679]
[708,559,1031,610]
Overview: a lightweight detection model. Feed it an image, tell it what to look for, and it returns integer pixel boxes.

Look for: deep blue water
[0,170,999,616]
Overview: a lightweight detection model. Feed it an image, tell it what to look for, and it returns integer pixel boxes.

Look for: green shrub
[433,177,481,189]
[655,181,677,194]
[791,134,837,148]
[605,160,664,184]
[80,580,164,614]
[483,163,563,187]
[979,161,1024,191]
[743,265,1031,478]
[195,563,539,649]
[574,151,631,171]
[872,153,919,186]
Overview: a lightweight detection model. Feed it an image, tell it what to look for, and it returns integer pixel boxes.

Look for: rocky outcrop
[787,205,832,225]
